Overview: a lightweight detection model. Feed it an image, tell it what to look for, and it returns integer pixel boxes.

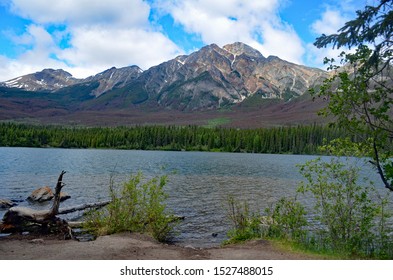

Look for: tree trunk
[50,170,66,215]
[58,200,111,215]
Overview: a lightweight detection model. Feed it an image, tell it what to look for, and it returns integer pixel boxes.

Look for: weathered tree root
[0,171,110,239]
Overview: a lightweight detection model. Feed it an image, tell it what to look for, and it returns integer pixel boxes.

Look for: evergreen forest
[0,122,354,155]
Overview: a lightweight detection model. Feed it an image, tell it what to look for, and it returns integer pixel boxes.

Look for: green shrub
[84,172,177,242]
[225,156,393,258]
[298,158,380,255]
[225,195,263,243]
[264,197,308,242]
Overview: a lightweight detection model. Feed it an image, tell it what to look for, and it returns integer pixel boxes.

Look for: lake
[0,147,387,247]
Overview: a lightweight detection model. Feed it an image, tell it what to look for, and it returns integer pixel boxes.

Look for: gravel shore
[0,232,320,260]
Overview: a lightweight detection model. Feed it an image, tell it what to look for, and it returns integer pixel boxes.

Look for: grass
[266,237,393,260]
[267,238,338,259]
[203,117,231,128]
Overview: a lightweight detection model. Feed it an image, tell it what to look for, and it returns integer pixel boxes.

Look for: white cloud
[0,53,69,82]
[307,5,353,69]
[1,0,183,80]
[311,8,348,35]
[0,24,68,81]
[156,0,305,64]
[0,55,37,81]
[17,25,57,53]
[9,0,150,27]
[59,26,181,72]
[1,0,361,81]
[257,22,305,64]
[304,42,347,70]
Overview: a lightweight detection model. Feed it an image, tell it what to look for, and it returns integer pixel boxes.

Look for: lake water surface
[0,147,387,247]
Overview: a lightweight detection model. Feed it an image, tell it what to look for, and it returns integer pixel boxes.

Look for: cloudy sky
[0,0,368,81]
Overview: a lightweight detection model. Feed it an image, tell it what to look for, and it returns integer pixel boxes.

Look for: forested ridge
[0,123,351,154]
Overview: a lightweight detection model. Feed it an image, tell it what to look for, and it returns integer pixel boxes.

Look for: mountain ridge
[0,42,329,127]
[1,42,326,111]
[1,68,79,91]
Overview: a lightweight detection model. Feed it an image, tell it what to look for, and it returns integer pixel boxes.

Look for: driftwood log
[58,201,110,215]
[0,171,110,237]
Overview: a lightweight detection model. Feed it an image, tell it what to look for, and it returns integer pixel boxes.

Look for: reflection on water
[0,147,387,247]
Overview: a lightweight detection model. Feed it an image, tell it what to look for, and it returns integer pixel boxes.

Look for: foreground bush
[225,157,393,259]
[264,197,308,242]
[295,157,392,258]
[225,195,263,243]
[84,172,177,242]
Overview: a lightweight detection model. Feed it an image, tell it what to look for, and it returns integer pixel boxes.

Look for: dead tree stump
[0,170,112,238]
[0,171,71,238]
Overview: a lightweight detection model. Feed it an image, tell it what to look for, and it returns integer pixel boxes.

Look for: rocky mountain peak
[90,65,142,79]
[266,55,280,61]
[2,68,79,91]
[41,68,73,76]
[80,65,144,97]
[1,42,328,111]
[223,42,264,59]
[191,43,235,60]
[200,43,221,52]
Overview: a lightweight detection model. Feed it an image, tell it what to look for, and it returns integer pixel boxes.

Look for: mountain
[0,69,79,92]
[1,65,143,96]
[1,42,326,110]
[80,65,143,97]
[96,42,327,110]
[0,42,329,127]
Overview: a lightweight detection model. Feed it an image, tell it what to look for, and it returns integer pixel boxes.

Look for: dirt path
[0,232,320,260]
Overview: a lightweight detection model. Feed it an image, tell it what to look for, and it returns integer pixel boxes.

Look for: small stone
[74,234,96,242]
[30,239,44,244]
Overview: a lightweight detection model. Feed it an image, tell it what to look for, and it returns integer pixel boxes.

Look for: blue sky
[0,0,368,81]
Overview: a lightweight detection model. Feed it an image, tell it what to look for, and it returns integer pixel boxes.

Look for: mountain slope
[0,42,329,126]
[1,69,79,92]
[82,65,143,97]
[94,42,327,110]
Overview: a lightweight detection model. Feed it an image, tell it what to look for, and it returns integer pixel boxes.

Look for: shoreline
[0,232,320,260]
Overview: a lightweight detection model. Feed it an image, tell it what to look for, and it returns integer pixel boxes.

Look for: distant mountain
[80,65,143,97]
[1,42,327,111]
[1,69,79,91]
[89,42,327,110]
[1,65,143,97]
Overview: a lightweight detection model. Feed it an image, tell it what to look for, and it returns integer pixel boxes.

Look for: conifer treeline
[0,123,348,154]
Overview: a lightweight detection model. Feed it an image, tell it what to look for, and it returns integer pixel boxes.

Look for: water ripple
[0,147,387,247]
